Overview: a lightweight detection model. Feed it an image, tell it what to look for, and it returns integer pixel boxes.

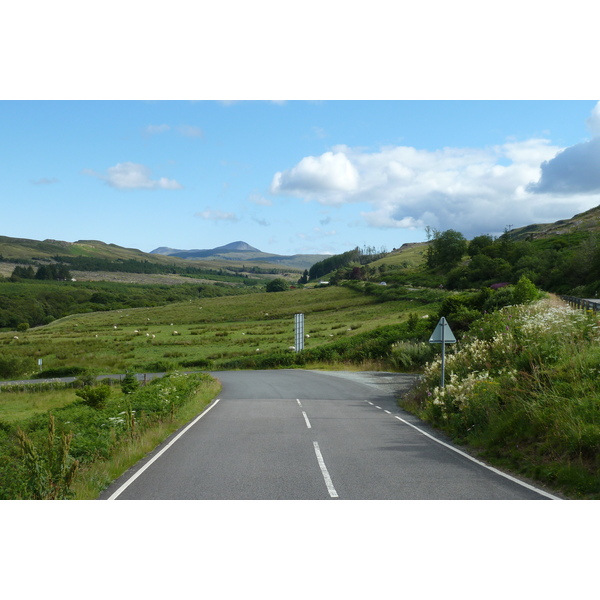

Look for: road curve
[99,370,560,500]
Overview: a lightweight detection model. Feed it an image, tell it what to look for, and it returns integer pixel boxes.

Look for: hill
[0,235,328,276]
[510,204,600,240]
[150,240,327,270]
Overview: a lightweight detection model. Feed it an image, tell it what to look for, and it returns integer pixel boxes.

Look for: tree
[266,278,289,292]
[121,371,139,394]
[426,229,468,269]
[512,275,538,304]
[468,234,494,257]
[298,270,309,285]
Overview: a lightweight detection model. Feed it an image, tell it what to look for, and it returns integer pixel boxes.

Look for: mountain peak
[214,241,260,253]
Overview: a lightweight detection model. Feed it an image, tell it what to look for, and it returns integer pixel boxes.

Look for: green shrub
[75,385,111,409]
[0,356,36,379]
[120,372,139,394]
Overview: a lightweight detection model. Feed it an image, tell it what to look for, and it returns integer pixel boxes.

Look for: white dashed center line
[302,411,312,428]
[313,441,338,498]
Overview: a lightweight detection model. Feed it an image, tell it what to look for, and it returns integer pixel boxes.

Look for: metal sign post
[429,317,456,388]
[295,314,305,352]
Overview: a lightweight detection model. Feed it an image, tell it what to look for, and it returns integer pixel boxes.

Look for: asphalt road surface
[100,370,560,500]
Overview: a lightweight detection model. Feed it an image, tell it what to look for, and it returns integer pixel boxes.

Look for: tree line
[308,246,387,281]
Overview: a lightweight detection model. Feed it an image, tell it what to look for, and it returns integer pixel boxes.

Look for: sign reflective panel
[429,317,456,344]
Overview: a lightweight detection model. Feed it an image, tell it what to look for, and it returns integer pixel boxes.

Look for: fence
[560,296,600,312]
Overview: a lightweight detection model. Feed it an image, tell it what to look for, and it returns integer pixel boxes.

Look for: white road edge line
[393,415,561,500]
[313,441,339,498]
[107,398,222,500]
[302,411,312,429]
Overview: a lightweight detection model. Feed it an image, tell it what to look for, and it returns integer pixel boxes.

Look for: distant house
[379,282,387,286]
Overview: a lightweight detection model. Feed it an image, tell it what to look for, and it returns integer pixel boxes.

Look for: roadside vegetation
[3,215,600,499]
[0,372,220,499]
[402,298,600,499]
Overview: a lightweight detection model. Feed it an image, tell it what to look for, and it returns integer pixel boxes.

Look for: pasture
[0,286,440,378]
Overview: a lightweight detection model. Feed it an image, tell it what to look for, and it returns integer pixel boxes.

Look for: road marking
[302,411,312,429]
[375,406,382,410]
[384,410,391,414]
[296,399,303,408]
[392,415,561,500]
[106,398,222,500]
[313,442,338,498]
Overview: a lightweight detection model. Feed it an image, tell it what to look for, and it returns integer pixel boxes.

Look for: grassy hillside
[0,235,309,273]
[510,204,600,240]
[0,285,442,378]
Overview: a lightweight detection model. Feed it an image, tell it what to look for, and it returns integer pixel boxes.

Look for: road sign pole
[428,316,456,389]
[440,318,446,388]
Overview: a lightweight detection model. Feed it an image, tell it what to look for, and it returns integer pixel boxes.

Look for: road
[100,370,560,500]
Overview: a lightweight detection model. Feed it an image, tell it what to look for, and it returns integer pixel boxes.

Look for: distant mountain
[150,241,327,270]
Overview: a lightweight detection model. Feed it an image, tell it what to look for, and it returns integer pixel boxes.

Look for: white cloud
[177,125,203,138]
[269,131,600,238]
[31,177,58,185]
[586,101,600,136]
[270,151,359,201]
[196,209,239,222]
[144,124,171,135]
[143,124,203,138]
[248,193,272,206]
[84,162,183,190]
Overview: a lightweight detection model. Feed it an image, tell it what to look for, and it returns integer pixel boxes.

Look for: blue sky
[2,3,598,259]
[2,100,600,257]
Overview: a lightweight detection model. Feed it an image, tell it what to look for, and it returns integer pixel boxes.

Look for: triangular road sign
[429,317,456,344]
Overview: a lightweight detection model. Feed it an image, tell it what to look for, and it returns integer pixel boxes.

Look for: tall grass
[0,372,220,499]
[403,298,600,498]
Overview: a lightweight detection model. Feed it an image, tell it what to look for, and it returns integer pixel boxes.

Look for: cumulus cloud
[270,151,359,201]
[270,104,600,238]
[196,209,239,222]
[586,101,600,136]
[528,137,600,194]
[83,162,183,190]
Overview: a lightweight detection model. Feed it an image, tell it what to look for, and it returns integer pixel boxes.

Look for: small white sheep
[13,336,18,340]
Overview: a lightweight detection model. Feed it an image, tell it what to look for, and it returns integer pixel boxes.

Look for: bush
[266,278,289,292]
[0,356,36,379]
[75,385,111,409]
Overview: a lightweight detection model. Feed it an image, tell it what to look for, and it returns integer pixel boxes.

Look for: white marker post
[429,317,456,388]
[295,313,305,352]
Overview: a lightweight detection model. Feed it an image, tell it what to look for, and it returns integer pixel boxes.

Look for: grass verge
[71,376,221,499]
[401,298,600,499]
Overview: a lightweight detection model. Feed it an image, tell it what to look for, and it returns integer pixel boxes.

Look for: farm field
[1,286,440,378]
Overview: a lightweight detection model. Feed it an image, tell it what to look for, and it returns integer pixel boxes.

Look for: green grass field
[0,286,439,378]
